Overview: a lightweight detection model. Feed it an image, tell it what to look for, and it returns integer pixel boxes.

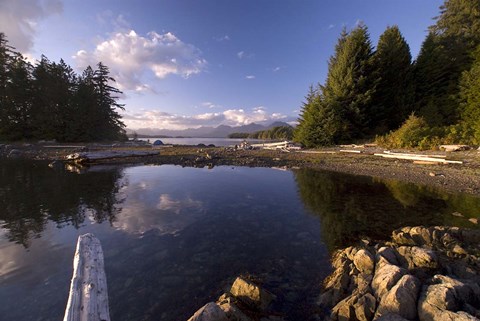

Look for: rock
[217,293,252,321]
[318,253,352,308]
[331,293,359,321]
[468,218,478,225]
[418,275,479,321]
[374,274,421,320]
[354,293,376,321]
[376,247,400,267]
[375,313,410,321]
[396,246,438,269]
[353,249,375,275]
[230,277,274,311]
[372,263,406,299]
[48,160,64,169]
[187,302,229,321]
[7,149,22,158]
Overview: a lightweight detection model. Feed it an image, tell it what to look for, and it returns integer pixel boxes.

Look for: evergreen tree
[92,62,126,140]
[370,26,413,133]
[414,0,480,126]
[459,46,480,144]
[295,25,375,146]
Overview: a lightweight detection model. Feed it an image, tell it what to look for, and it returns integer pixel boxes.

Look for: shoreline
[2,143,480,196]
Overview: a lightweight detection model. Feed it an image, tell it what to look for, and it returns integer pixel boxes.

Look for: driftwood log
[63,234,110,321]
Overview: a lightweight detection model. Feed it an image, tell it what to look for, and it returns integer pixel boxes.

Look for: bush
[375,114,443,150]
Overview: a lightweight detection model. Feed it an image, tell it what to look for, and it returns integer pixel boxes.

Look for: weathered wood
[340,149,362,154]
[63,234,110,321]
[66,150,158,163]
[374,153,463,164]
[250,141,290,148]
[439,144,470,152]
[45,145,86,149]
[298,150,336,154]
[384,151,446,158]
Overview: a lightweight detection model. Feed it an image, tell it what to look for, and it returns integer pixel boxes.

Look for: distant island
[125,121,292,139]
[228,125,294,140]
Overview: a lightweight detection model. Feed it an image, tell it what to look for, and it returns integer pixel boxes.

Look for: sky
[0,0,444,132]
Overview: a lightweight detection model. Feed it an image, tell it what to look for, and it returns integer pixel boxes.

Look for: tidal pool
[0,160,478,320]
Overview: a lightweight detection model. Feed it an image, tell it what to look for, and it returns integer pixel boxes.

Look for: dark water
[0,160,479,321]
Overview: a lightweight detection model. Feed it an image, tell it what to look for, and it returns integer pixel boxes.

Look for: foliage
[229,126,294,140]
[370,26,413,133]
[228,132,250,139]
[458,46,480,144]
[296,0,480,149]
[295,25,375,146]
[248,125,294,140]
[0,33,126,142]
[375,114,445,150]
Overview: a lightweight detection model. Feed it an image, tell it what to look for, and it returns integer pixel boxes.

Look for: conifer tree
[414,0,480,126]
[370,26,412,133]
[459,46,480,144]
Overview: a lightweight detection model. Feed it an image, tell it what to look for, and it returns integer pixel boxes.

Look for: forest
[295,0,480,149]
[0,33,126,142]
[228,125,294,140]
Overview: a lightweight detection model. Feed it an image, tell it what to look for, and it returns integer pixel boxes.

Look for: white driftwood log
[374,153,463,164]
[63,234,110,321]
[66,150,158,162]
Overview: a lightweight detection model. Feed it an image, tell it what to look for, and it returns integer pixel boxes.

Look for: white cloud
[245,75,255,80]
[328,24,335,30]
[237,51,254,60]
[215,35,230,41]
[73,30,207,91]
[0,0,63,52]
[201,102,221,109]
[273,66,281,72]
[122,107,288,130]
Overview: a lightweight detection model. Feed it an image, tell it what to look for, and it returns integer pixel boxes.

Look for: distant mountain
[129,122,291,138]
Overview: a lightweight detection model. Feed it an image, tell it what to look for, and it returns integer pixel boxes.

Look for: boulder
[374,274,421,320]
[354,293,377,321]
[187,302,229,321]
[418,275,479,321]
[353,249,375,275]
[217,293,252,321]
[230,277,274,311]
[372,263,406,299]
[396,246,438,269]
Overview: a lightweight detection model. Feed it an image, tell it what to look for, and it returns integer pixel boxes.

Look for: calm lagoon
[0,160,478,320]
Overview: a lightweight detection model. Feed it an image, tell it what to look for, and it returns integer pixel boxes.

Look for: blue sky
[0,0,444,132]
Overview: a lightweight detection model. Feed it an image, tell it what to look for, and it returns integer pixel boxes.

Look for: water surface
[0,160,478,321]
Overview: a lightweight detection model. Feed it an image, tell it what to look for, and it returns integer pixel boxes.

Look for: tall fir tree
[459,46,480,144]
[414,0,480,126]
[370,26,413,133]
[295,25,375,146]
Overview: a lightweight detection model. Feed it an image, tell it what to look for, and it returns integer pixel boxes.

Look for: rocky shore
[317,226,480,321]
[1,142,480,196]
[188,226,480,321]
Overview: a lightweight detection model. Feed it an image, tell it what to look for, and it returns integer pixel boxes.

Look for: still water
[137,137,270,146]
[0,159,479,320]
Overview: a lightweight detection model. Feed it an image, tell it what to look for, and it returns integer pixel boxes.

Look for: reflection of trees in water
[293,169,479,252]
[0,159,124,247]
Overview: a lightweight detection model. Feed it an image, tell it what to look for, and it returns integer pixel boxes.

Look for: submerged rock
[188,277,281,321]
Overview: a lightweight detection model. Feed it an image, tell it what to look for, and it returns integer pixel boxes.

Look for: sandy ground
[2,142,480,196]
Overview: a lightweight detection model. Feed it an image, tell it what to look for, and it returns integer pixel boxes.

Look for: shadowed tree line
[293,168,480,252]
[0,33,126,142]
[0,159,124,247]
[295,0,480,148]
